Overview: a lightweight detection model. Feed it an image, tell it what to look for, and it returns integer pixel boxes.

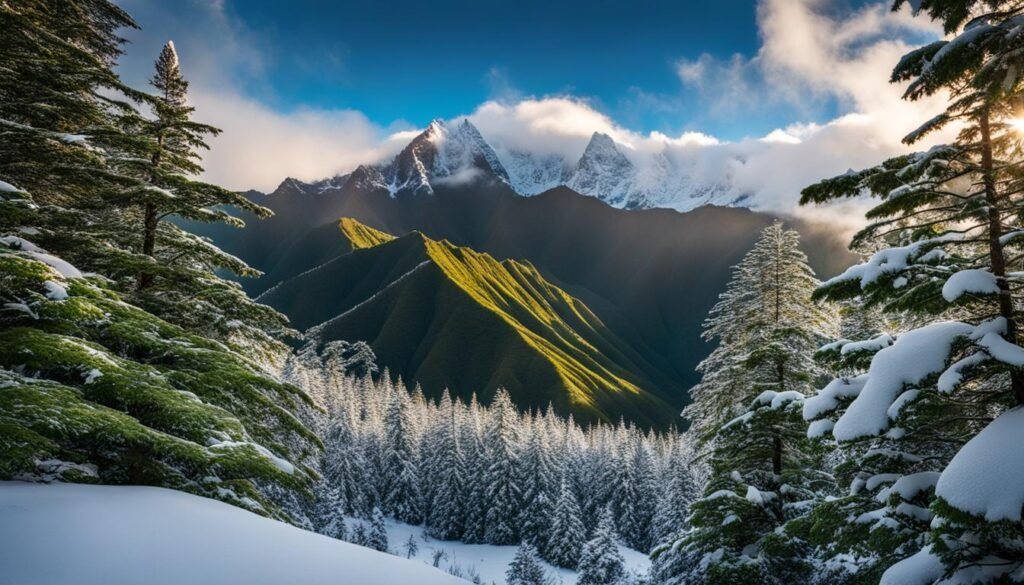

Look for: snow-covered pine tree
[545,477,587,569]
[577,507,627,585]
[653,222,835,585]
[518,416,558,549]
[520,489,555,554]
[314,483,348,541]
[506,543,554,585]
[350,523,368,547]
[417,400,444,524]
[799,2,1024,582]
[651,435,701,550]
[426,391,466,540]
[619,431,658,553]
[0,0,143,256]
[322,412,366,517]
[321,340,378,380]
[110,41,289,356]
[460,394,490,544]
[403,533,419,559]
[579,423,620,533]
[0,1,321,522]
[484,389,522,545]
[785,319,929,585]
[382,388,421,524]
[367,507,389,553]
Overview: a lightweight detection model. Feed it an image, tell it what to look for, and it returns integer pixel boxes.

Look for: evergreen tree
[545,478,586,569]
[351,523,368,547]
[314,484,348,541]
[0,0,143,258]
[518,420,557,548]
[403,533,419,559]
[0,0,322,524]
[321,340,378,379]
[651,438,700,549]
[382,389,421,523]
[426,391,466,540]
[619,433,658,552]
[506,543,554,585]
[321,401,366,516]
[113,42,288,355]
[367,507,389,553]
[460,395,490,544]
[798,2,1024,582]
[577,507,627,585]
[655,222,835,585]
[519,490,555,553]
[484,389,521,544]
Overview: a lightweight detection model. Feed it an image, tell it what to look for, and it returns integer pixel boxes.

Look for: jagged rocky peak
[566,132,636,207]
[274,176,310,194]
[273,173,350,196]
[576,132,634,174]
[388,118,510,196]
[502,150,569,195]
[268,118,744,211]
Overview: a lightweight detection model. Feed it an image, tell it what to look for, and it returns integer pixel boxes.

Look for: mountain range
[291,118,744,211]
[180,119,856,427]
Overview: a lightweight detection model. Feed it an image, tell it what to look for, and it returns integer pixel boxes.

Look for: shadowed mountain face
[261,223,681,427]
[188,177,855,428]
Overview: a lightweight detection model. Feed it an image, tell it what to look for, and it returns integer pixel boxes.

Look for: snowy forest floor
[0,481,650,585]
[350,514,652,585]
[0,482,464,585]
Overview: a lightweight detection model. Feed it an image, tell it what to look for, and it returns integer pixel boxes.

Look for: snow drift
[0,482,466,585]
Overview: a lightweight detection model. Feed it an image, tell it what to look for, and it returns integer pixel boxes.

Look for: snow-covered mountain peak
[424,118,447,137]
[583,131,619,153]
[579,133,633,171]
[284,118,745,211]
[372,117,511,196]
[565,132,637,207]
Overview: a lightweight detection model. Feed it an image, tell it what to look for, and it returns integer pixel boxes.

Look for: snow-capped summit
[372,118,510,196]
[501,150,569,195]
[565,133,637,208]
[282,117,745,211]
[499,131,742,210]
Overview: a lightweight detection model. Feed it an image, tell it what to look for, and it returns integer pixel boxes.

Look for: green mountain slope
[261,220,679,427]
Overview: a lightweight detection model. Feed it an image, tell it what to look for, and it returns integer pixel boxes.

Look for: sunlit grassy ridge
[421,237,645,408]
[338,217,395,249]
[273,218,676,427]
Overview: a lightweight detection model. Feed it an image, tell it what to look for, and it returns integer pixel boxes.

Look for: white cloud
[467,98,621,159]
[119,0,954,228]
[190,90,410,192]
[115,0,408,192]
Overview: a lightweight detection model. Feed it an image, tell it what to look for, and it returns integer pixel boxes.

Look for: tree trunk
[138,202,157,290]
[979,109,1024,405]
[138,134,164,291]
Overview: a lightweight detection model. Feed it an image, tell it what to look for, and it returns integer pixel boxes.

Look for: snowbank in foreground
[0,482,466,585]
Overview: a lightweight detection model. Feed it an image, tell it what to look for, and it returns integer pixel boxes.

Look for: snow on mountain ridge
[343,118,511,196]
[565,132,637,208]
[279,118,744,211]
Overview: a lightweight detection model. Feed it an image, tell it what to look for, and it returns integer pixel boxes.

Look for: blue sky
[113,0,943,210]
[116,0,889,140]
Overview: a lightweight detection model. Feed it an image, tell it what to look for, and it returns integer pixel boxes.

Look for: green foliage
[0,245,319,519]
[656,223,835,585]
[796,3,1024,582]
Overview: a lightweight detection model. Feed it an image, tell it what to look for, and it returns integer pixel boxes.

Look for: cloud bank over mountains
[120,0,950,221]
